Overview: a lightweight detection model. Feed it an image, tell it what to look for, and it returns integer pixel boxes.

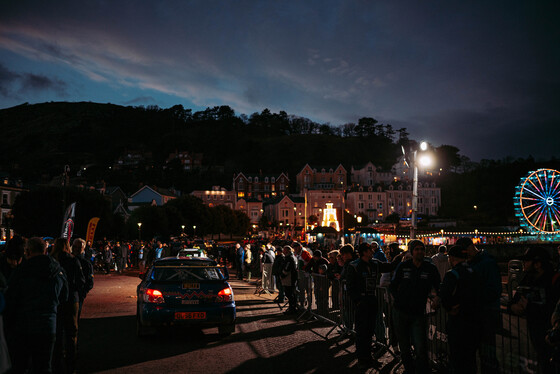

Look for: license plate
[175,312,206,320]
[182,283,200,289]
[181,300,199,305]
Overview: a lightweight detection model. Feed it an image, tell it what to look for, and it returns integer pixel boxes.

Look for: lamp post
[409,141,432,239]
[181,225,185,236]
[193,225,197,238]
[137,222,142,241]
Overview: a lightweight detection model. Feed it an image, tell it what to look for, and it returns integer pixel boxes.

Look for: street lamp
[137,222,142,241]
[181,225,185,236]
[407,141,432,239]
[193,225,197,237]
[356,215,362,224]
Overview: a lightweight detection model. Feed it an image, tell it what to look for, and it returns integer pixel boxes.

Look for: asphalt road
[77,271,398,374]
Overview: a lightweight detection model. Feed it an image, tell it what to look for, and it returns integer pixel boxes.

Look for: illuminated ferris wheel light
[514,168,560,234]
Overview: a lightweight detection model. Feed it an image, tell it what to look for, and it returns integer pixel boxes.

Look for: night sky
[1,1,558,161]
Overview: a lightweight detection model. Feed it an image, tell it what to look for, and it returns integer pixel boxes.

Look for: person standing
[244,244,253,281]
[281,245,298,314]
[272,247,285,302]
[293,242,312,308]
[431,245,451,282]
[235,243,245,280]
[456,237,502,373]
[261,244,275,293]
[50,238,85,374]
[5,237,68,374]
[346,242,402,370]
[102,245,113,274]
[71,238,94,320]
[440,246,482,374]
[0,235,25,283]
[389,240,440,374]
[510,246,560,374]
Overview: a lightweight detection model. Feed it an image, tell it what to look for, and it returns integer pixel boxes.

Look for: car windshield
[150,266,225,282]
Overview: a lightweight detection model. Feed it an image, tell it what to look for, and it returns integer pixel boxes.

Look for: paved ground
[77,270,402,374]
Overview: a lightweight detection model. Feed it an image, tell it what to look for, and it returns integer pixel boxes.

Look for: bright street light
[420,141,428,151]
[418,154,432,168]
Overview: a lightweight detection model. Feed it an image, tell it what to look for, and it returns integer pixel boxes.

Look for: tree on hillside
[355,117,378,137]
[435,145,462,173]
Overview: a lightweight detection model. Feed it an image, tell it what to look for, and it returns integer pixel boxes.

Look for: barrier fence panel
[261,263,273,292]
[297,270,311,310]
[498,311,538,373]
[309,273,337,324]
[296,273,545,373]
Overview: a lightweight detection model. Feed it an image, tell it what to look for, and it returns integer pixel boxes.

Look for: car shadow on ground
[78,315,210,373]
[78,315,351,373]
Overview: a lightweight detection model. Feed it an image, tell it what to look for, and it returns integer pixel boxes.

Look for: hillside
[0,102,402,193]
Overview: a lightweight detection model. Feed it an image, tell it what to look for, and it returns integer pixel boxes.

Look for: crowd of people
[2,233,560,373]
[230,238,560,373]
[0,236,94,374]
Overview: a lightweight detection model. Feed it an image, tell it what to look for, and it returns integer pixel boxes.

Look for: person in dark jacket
[72,238,94,320]
[272,247,285,302]
[115,242,129,273]
[0,235,25,366]
[5,237,68,374]
[281,245,298,314]
[304,250,329,274]
[456,237,502,373]
[50,238,85,374]
[102,245,113,274]
[235,243,245,280]
[0,235,25,284]
[389,240,440,374]
[440,245,482,374]
[347,242,402,369]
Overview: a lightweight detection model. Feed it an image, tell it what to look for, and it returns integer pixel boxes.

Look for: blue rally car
[136,256,236,337]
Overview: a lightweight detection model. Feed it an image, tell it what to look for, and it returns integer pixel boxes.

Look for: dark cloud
[0,63,20,96]
[0,63,67,97]
[20,73,66,95]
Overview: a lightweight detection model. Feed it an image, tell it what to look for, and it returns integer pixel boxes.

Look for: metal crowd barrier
[293,272,542,373]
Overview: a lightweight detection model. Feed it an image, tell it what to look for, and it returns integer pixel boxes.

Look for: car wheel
[218,322,235,336]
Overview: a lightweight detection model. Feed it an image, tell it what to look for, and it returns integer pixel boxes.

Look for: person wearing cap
[510,246,560,374]
[440,245,482,374]
[456,237,502,373]
[346,242,403,369]
[304,250,329,274]
[389,239,440,374]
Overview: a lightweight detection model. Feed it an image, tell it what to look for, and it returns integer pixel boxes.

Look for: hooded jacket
[5,254,68,334]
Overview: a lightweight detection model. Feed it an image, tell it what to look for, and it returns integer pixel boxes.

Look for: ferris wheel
[514,168,560,234]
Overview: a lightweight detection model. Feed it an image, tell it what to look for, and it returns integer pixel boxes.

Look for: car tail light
[144,289,165,304]
[217,287,233,302]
